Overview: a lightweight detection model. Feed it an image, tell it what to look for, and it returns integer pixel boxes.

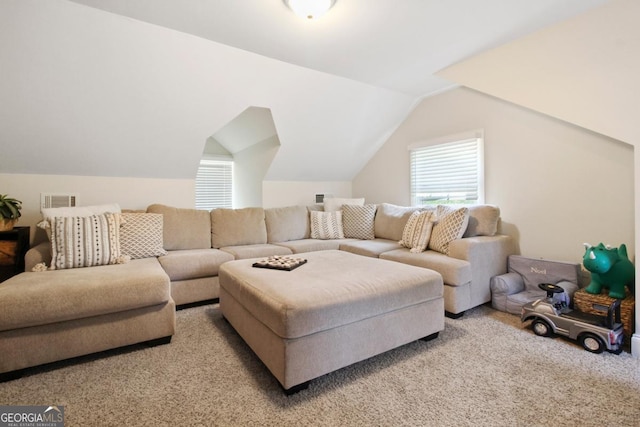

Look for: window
[195,159,233,209]
[409,131,484,207]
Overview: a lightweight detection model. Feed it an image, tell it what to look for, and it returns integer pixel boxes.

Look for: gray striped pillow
[399,210,435,253]
[310,211,345,240]
[50,213,124,270]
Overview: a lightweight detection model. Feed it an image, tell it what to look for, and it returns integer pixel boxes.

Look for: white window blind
[195,159,233,210]
[410,136,483,207]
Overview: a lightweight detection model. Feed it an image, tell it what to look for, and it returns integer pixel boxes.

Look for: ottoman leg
[283,380,311,395]
[445,311,465,319]
[420,332,439,342]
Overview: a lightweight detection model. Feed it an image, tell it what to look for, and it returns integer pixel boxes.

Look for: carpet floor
[1,303,639,426]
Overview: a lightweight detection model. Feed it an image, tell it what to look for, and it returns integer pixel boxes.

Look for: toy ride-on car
[521,283,624,354]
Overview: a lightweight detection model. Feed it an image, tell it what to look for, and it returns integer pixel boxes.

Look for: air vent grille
[41,193,78,210]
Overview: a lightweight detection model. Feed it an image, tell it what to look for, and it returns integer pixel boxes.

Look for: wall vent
[315,193,333,203]
[41,193,78,210]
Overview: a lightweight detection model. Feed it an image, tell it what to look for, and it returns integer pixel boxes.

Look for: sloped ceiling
[0,0,610,182]
[437,0,639,145]
[213,107,278,155]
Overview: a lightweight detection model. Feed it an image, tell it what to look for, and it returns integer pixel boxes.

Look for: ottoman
[219,250,444,393]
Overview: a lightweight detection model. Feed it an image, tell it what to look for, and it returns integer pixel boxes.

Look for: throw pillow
[323,197,365,212]
[38,203,122,240]
[463,205,500,237]
[50,212,126,270]
[310,211,345,240]
[342,204,377,240]
[399,210,435,253]
[119,213,167,259]
[428,205,470,255]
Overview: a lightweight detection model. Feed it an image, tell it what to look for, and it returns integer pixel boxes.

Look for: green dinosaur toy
[582,243,635,299]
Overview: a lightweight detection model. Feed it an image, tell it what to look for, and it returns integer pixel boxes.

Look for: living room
[1,0,638,425]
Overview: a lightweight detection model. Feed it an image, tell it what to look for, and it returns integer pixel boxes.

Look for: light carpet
[1,303,639,426]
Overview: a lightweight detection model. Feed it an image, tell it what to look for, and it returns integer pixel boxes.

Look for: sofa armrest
[448,235,516,308]
[490,273,524,296]
[25,242,51,272]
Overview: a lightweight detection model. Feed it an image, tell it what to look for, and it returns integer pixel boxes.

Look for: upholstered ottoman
[219,250,444,393]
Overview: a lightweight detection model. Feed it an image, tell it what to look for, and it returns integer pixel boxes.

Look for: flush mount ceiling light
[284,0,337,20]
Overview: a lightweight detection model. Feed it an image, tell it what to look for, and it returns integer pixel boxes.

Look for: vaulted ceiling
[0,0,614,182]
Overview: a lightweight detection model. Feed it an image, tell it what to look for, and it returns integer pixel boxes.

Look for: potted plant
[0,194,22,231]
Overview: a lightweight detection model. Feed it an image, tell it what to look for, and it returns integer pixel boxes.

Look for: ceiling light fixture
[283,0,337,20]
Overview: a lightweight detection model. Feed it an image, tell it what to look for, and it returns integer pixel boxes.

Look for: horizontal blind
[195,160,233,209]
[410,138,481,206]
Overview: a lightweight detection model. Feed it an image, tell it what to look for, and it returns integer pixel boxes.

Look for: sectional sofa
[0,200,514,379]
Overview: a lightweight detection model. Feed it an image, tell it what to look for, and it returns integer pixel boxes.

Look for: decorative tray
[252,255,308,271]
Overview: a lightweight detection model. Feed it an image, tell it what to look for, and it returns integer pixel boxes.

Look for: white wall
[262,181,352,208]
[436,0,640,357]
[233,137,280,208]
[353,87,634,264]
[0,173,194,243]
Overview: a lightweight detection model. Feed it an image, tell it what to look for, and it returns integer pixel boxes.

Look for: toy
[521,283,624,354]
[582,243,634,299]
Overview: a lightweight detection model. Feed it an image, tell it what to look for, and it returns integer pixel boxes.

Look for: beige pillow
[211,207,267,248]
[265,205,310,243]
[399,210,435,253]
[310,211,345,239]
[323,197,365,212]
[463,205,500,237]
[147,204,211,250]
[342,204,377,240]
[428,205,469,255]
[120,213,167,259]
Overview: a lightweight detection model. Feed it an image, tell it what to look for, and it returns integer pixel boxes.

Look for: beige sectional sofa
[2,200,514,379]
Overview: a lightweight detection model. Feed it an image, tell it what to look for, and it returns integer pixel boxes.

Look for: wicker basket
[574,288,635,338]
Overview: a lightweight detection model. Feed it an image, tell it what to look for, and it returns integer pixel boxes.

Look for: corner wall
[353,87,634,265]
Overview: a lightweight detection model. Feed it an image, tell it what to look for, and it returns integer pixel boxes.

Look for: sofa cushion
[49,213,124,270]
[380,249,472,287]
[147,204,211,250]
[339,238,403,258]
[158,249,235,281]
[374,203,421,241]
[463,205,500,237]
[0,258,170,332]
[265,205,310,243]
[274,239,353,254]
[399,210,435,253]
[428,205,469,255]
[211,207,267,249]
[342,204,376,240]
[322,197,365,212]
[120,213,168,259]
[220,244,293,260]
[310,211,345,239]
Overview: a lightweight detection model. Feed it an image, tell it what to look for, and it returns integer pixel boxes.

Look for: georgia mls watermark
[0,406,64,427]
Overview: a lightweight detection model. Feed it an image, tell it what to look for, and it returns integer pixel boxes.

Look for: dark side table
[0,226,30,282]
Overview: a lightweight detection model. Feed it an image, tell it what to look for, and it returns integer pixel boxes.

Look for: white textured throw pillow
[323,197,365,212]
[310,211,345,239]
[120,213,167,259]
[428,205,469,255]
[50,213,126,270]
[342,204,376,240]
[399,210,435,253]
[38,203,122,240]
